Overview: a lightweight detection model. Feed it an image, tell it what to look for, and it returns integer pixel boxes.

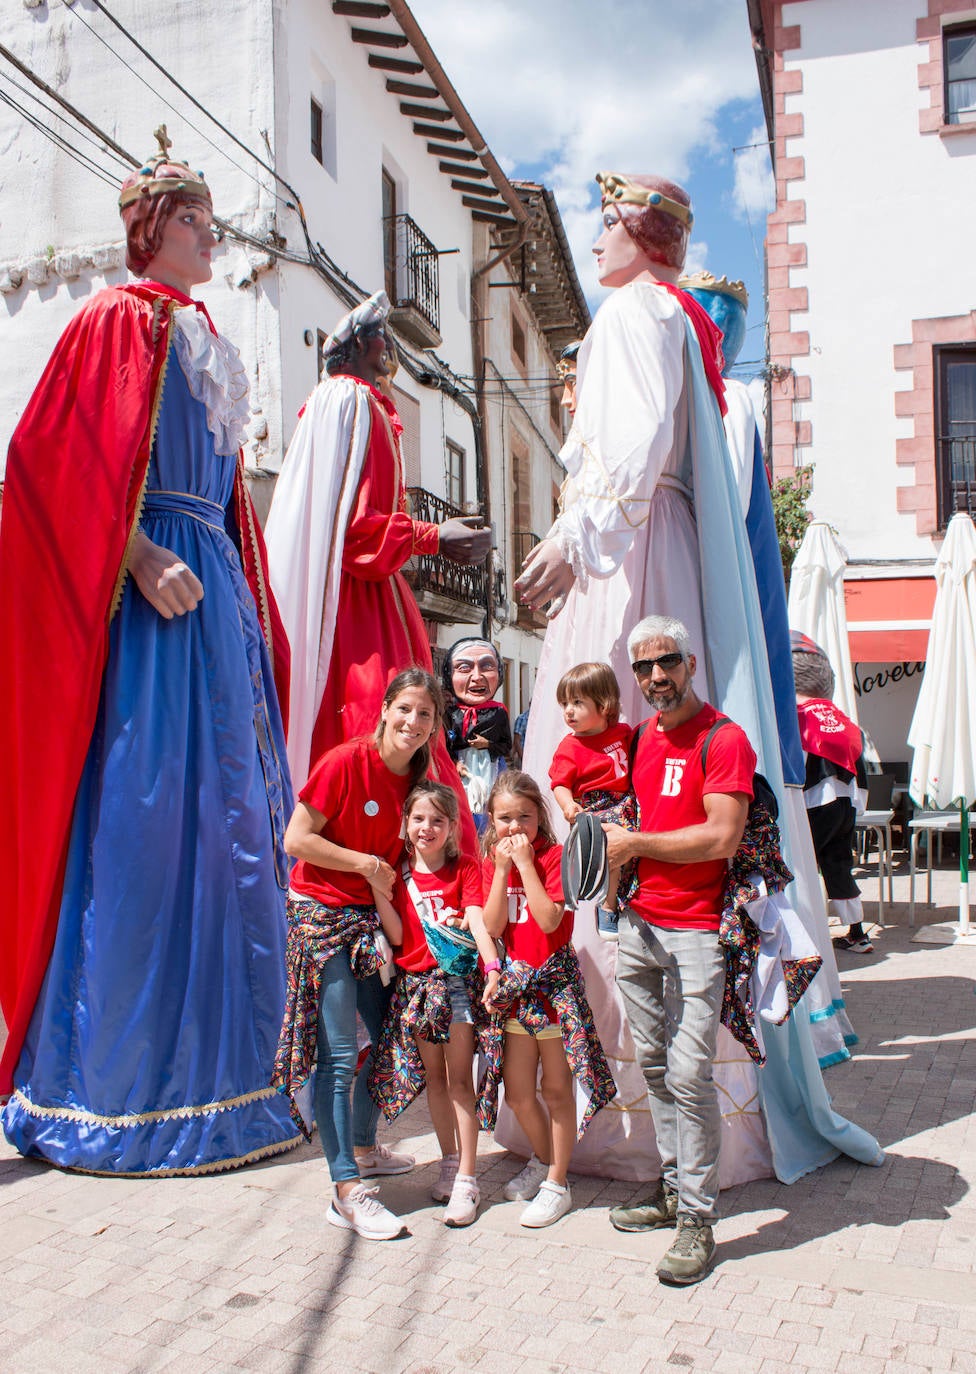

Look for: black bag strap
[628,718,651,771]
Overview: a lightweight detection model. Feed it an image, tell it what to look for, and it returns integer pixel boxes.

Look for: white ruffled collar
[171,307,250,456]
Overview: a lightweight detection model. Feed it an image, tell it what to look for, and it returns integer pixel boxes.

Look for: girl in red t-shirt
[373,779,499,1228]
[481,771,576,1229]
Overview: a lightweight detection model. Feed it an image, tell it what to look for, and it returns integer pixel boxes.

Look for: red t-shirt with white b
[481,837,574,967]
[630,703,755,931]
[393,856,484,973]
[548,722,633,800]
[291,737,410,907]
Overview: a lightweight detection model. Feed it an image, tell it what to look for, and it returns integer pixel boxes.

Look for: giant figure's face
[450,642,500,705]
[143,201,217,293]
[593,208,649,288]
[684,288,748,375]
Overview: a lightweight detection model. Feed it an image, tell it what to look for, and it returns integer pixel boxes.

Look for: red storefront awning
[844,576,936,662]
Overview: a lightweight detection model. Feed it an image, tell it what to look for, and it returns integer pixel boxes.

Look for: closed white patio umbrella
[788,522,859,723]
[908,511,976,935]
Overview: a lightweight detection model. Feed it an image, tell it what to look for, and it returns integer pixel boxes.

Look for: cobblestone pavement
[2,862,975,1373]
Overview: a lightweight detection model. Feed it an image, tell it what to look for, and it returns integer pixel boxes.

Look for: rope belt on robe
[477,944,617,1138]
[367,966,488,1122]
[272,893,383,1135]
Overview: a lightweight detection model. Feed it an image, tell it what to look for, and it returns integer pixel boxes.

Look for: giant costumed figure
[263,292,489,844]
[680,269,857,1064]
[515,172,882,1186]
[0,130,300,1174]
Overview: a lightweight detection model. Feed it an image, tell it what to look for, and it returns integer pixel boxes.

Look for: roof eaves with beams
[509,180,591,359]
[332,0,528,231]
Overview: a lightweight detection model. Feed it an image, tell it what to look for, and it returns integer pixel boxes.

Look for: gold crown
[596,172,693,229]
[119,126,211,210]
[678,270,748,309]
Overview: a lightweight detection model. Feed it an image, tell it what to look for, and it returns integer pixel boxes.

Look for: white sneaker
[503,1154,550,1202]
[444,1176,480,1227]
[354,1142,416,1177]
[328,1183,404,1241]
[520,1181,572,1229]
[432,1153,460,1203]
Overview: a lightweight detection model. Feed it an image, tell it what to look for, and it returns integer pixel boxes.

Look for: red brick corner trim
[764,3,812,480]
[893,310,976,537]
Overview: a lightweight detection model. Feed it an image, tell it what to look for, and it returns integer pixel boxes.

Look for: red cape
[0,281,290,1094]
[797,698,863,774]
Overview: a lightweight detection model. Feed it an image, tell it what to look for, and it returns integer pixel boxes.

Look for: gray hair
[627,615,692,661]
[792,648,835,698]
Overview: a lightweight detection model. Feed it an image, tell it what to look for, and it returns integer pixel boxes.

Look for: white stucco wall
[271,0,479,484]
[782,0,976,560]
[0,0,283,474]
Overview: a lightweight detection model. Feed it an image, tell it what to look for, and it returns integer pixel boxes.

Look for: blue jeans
[615,912,726,1221]
[313,956,392,1183]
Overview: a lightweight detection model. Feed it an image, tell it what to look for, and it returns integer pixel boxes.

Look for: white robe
[520,283,772,1184]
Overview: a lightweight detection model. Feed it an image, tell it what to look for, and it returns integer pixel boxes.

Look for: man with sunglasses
[603,614,755,1287]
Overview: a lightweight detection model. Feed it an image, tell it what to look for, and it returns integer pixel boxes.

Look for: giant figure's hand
[514,538,575,614]
[127,531,204,619]
[438,517,491,564]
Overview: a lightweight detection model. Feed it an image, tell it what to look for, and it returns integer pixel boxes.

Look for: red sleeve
[459,856,484,908]
[548,736,578,791]
[341,403,439,578]
[704,724,756,800]
[299,745,351,820]
[537,844,565,904]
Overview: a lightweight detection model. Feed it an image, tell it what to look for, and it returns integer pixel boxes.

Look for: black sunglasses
[631,652,684,676]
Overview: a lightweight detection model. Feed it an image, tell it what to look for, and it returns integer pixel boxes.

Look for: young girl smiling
[480,772,616,1228]
[370,780,499,1227]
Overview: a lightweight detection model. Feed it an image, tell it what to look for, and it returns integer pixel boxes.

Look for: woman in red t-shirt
[372,779,499,1228]
[481,771,577,1230]
[273,668,442,1243]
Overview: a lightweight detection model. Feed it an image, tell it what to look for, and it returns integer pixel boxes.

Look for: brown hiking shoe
[609,1179,679,1232]
[656,1214,716,1285]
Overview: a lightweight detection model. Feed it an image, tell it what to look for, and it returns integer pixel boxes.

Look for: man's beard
[643,677,692,713]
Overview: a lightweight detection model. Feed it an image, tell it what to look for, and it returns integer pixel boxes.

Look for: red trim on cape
[0,281,287,1093]
[666,283,728,416]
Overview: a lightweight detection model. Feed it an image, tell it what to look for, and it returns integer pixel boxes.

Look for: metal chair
[855,773,895,926]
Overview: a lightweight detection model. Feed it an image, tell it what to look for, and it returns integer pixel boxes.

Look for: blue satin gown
[3,350,300,1174]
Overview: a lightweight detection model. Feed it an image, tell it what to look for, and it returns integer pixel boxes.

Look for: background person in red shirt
[603,614,755,1286]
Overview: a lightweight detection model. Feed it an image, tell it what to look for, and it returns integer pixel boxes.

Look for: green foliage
[771,465,813,583]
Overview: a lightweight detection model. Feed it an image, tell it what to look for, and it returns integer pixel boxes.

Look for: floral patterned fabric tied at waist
[719,801,822,1065]
[272,893,383,1136]
[477,944,616,1138]
[579,788,639,905]
[368,966,487,1122]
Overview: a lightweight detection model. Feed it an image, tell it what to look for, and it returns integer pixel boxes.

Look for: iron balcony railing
[512,530,547,629]
[939,435,976,525]
[405,487,487,611]
[383,213,440,337]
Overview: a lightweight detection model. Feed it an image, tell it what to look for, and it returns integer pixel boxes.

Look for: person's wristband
[483,959,501,974]
[367,854,380,878]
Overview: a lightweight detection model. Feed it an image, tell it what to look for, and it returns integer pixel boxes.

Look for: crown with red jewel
[119,125,211,210]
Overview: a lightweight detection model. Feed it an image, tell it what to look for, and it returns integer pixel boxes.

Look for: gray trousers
[615,912,726,1221]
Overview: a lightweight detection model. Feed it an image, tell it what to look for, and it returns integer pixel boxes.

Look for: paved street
[2,861,975,1374]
